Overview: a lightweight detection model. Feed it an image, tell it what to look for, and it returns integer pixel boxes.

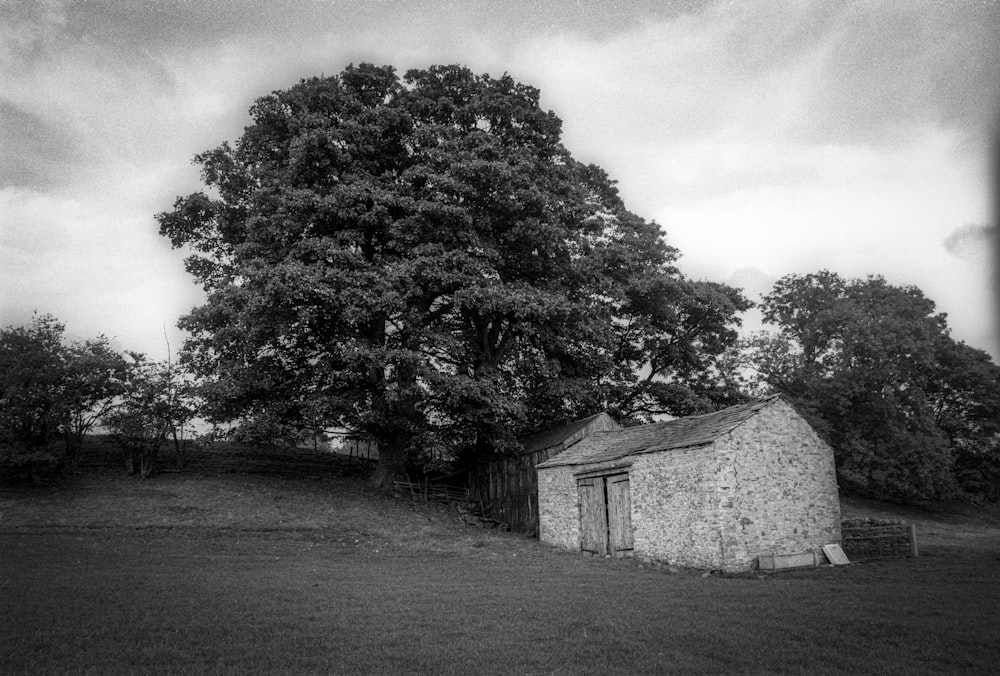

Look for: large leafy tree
[158,63,748,487]
[746,271,1000,501]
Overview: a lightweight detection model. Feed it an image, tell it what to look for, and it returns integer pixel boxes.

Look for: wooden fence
[841,523,918,559]
[393,479,469,503]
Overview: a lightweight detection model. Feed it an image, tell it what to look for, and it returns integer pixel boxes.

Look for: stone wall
[716,398,841,571]
[537,465,580,550]
[629,445,725,569]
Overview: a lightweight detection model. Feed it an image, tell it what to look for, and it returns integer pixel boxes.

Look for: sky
[1,0,998,362]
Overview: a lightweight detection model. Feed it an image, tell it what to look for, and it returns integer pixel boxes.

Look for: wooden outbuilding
[536,395,842,572]
[468,412,621,534]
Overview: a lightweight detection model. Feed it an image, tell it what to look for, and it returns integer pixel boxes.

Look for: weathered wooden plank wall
[468,413,621,535]
[468,444,566,534]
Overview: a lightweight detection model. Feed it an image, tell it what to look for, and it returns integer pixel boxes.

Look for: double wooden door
[578,473,634,557]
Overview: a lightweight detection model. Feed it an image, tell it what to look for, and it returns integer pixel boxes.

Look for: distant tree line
[4,64,998,503]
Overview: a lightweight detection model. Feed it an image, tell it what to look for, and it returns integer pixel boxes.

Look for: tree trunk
[123,447,137,475]
[140,436,164,479]
[62,430,84,474]
[140,450,155,479]
[171,427,184,468]
[370,436,408,491]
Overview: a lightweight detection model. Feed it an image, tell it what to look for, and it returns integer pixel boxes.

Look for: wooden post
[908,523,919,557]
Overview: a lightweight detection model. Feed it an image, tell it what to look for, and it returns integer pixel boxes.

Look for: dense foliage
[157,63,750,486]
[0,315,200,482]
[745,271,1000,501]
[0,314,128,480]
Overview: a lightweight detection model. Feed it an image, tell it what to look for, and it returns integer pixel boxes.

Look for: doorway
[577,473,634,557]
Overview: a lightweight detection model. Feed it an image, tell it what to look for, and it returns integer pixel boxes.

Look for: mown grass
[4,530,999,675]
[2,444,999,674]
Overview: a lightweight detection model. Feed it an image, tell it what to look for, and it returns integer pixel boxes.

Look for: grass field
[2,444,999,674]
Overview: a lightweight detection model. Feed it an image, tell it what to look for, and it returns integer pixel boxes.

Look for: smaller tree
[160,349,200,466]
[104,354,195,479]
[0,315,65,480]
[0,315,128,481]
[56,337,130,472]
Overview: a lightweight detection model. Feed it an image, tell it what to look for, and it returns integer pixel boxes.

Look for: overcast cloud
[1,0,997,359]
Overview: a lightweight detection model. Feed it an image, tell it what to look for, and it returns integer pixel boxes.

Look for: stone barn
[536,395,842,572]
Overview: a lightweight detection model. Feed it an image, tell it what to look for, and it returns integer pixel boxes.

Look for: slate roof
[519,412,619,455]
[536,395,783,469]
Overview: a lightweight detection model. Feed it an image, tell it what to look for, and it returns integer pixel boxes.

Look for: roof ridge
[537,396,783,468]
[519,411,617,455]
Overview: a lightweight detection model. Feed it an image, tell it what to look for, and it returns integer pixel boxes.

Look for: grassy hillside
[2,441,999,674]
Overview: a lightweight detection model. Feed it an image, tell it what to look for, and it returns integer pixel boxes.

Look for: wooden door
[606,474,634,556]
[577,473,633,557]
[578,478,608,556]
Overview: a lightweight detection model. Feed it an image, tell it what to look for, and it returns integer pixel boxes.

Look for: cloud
[1,0,997,363]
[724,267,777,334]
[0,0,66,66]
[727,267,777,302]
[943,224,995,262]
[792,2,999,144]
[0,186,203,355]
[0,101,86,189]
[0,4,185,189]
[518,1,998,175]
[501,3,994,292]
